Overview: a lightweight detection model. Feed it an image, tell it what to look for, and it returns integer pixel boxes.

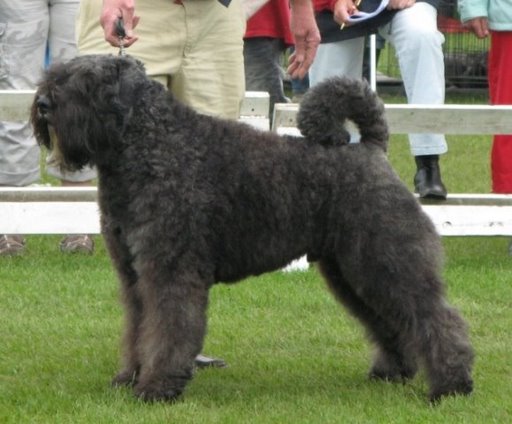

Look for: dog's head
[31,54,147,170]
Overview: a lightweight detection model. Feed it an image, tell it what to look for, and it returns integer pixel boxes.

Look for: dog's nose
[36,95,51,115]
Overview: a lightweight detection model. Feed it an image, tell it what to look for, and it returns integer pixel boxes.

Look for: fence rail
[1,90,512,237]
[272,103,512,135]
[272,102,512,236]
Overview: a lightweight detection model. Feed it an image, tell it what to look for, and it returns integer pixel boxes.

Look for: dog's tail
[296,77,388,151]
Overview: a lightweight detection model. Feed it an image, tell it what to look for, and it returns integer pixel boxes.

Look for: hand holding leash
[115,18,127,56]
[99,1,140,49]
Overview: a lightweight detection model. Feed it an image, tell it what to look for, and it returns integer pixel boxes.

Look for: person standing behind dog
[0,0,96,256]
[310,0,449,200]
[458,0,512,194]
[243,0,294,123]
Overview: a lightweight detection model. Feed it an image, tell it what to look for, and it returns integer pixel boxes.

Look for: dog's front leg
[133,267,209,402]
[101,220,142,388]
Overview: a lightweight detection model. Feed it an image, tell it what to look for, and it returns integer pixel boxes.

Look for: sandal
[194,354,227,369]
[0,235,26,256]
[59,234,94,254]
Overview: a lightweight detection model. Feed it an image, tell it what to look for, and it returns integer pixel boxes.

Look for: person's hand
[332,0,360,26]
[287,0,321,79]
[463,17,489,39]
[332,0,415,28]
[100,0,140,47]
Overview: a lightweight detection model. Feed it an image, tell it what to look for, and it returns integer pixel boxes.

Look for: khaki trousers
[77,0,246,119]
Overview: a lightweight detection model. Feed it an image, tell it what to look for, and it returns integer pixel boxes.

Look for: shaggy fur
[31,54,473,403]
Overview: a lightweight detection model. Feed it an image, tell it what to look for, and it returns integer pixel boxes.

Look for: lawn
[1,90,511,423]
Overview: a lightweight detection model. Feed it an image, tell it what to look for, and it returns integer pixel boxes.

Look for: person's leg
[0,0,47,187]
[488,31,512,194]
[385,3,448,198]
[291,75,309,101]
[309,37,365,87]
[46,0,96,253]
[288,47,310,102]
[0,0,49,255]
[171,0,245,119]
[243,37,289,121]
[48,0,95,181]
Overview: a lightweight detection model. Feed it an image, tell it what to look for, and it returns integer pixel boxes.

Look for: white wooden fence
[1,89,512,237]
[272,103,512,237]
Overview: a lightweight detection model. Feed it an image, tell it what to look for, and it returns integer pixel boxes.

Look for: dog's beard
[45,125,65,168]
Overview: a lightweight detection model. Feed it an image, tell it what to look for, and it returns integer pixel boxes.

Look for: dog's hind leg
[318,258,418,382]
[102,221,143,388]
[414,293,474,402]
[133,261,209,402]
[320,257,473,401]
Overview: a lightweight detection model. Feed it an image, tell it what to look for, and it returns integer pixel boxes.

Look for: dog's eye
[36,95,52,115]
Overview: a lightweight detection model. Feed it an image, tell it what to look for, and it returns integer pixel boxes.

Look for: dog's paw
[369,369,406,383]
[369,363,417,383]
[133,370,192,402]
[429,377,473,403]
[112,369,139,387]
[133,381,184,403]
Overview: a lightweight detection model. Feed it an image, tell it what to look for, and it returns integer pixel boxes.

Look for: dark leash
[115,18,127,56]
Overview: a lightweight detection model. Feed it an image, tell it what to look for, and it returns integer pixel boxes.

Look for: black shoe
[413,155,447,200]
[194,354,227,369]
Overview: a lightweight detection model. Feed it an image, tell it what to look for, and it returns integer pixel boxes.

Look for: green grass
[1,91,511,422]
[1,237,511,423]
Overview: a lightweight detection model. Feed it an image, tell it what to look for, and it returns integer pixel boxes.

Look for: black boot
[413,155,447,200]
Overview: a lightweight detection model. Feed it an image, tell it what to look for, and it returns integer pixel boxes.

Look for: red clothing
[488,31,512,193]
[244,0,294,46]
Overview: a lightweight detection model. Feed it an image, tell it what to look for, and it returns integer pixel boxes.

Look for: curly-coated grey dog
[31,54,473,403]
